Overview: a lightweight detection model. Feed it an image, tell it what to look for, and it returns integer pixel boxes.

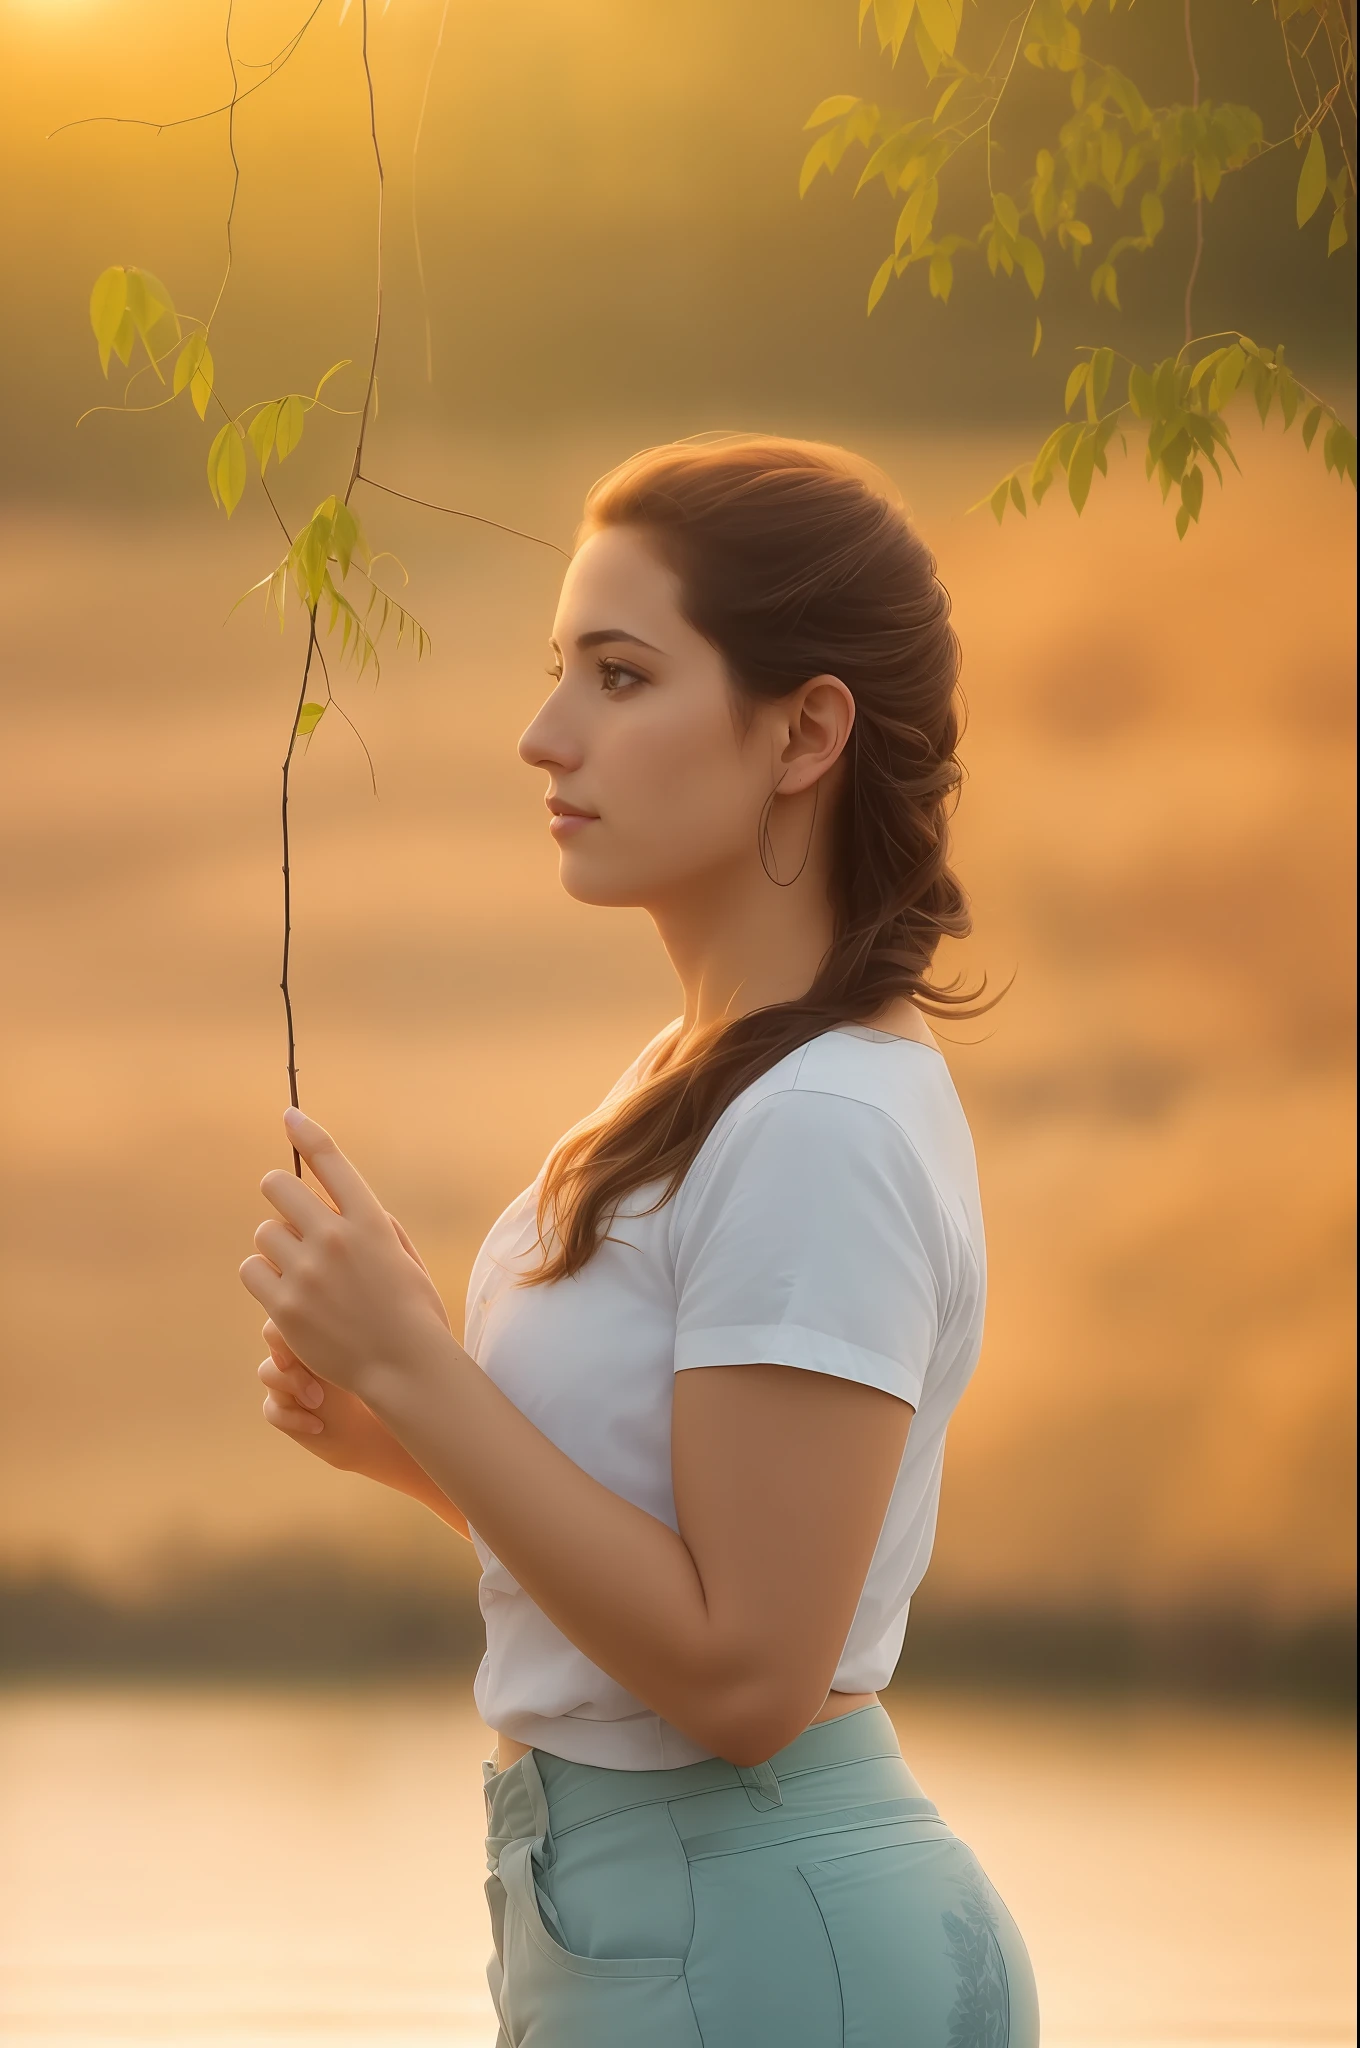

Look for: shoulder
[672,1029,979,1258]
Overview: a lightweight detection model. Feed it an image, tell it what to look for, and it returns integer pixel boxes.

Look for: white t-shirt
[463,1020,986,1770]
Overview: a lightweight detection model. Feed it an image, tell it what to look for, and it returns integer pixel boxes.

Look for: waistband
[483,1700,922,1852]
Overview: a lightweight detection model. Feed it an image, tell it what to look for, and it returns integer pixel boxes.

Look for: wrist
[355,1318,463,1422]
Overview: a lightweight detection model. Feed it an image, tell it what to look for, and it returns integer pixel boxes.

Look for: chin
[555,854,649,909]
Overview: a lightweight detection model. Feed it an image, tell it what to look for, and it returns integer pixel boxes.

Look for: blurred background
[1,0,1355,2042]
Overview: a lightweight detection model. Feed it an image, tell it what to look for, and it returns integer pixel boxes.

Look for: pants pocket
[491,1835,701,2048]
[797,1834,1041,2048]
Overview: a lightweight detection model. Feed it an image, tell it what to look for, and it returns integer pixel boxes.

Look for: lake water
[0,1686,1353,2047]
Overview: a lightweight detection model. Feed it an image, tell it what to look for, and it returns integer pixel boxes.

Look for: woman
[241,434,1041,2046]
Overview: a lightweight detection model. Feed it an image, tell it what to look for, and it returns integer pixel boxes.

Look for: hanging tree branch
[800,0,1356,534]
[63,0,572,1177]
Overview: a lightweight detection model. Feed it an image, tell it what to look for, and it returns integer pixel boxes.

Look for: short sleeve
[671,1088,947,1409]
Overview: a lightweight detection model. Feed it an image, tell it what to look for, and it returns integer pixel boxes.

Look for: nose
[518,683,582,775]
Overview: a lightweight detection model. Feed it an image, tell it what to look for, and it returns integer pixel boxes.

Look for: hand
[258,1330,415,1481]
[239,1108,454,1398]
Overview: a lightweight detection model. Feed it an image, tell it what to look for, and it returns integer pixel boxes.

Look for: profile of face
[517,524,854,911]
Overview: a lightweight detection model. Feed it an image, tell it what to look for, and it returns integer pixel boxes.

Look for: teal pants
[481,1701,1040,2046]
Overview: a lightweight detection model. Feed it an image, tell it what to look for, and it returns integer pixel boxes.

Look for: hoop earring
[758,776,819,887]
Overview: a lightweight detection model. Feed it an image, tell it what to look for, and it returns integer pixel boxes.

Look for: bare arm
[257,1214,474,1544]
[259,1345,474,1544]
[240,1109,911,1764]
[371,1343,911,1762]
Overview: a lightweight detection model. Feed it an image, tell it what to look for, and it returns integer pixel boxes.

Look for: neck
[648,844,836,1038]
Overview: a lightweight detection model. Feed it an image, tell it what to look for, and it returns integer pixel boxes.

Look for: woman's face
[518,523,792,909]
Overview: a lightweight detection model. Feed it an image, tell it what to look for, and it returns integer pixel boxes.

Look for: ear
[779,674,855,794]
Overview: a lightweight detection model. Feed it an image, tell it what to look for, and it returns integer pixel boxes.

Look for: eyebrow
[550,628,665,655]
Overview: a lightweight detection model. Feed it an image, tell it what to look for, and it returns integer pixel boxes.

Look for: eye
[597,657,646,693]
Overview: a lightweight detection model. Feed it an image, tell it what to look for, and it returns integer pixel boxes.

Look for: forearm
[389,1454,473,1542]
[361,1331,753,1757]
[350,1423,473,1542]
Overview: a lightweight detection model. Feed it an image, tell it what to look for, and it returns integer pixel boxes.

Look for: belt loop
[737,1760,783,1809]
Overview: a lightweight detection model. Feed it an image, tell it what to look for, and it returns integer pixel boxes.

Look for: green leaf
[895,176,939,255]
[173,333,215,420]
[1296,129,1327,227]
[868,253,895,313]
[275,394,306,462]
[1328,206,1349,255]
[127,266,177,330]
[1323,422,1357,484]
[207,423,246,516]
[1208,344,1247,413]
[109,310,136,368]
[1009,474,1027,518]
[912,10,942,78]
[1175,503,1192,539]
[1065,360,1090,414]
[89,267,128,375]
[1139,190,1165,240]
[1032,315,1042,358]
[927,250,953,300]
[312,360,350,402]
[248,400,281,473]
[1014,233,1045,297]
[873,0,916,61]
[1090,346,1115,409]
[1030,425,1069,498]
[189,341,215,421]
[1277,369,1300,430]
[915,0,958,58]
[1067,429,1097,512]
[800,130,841,197]
[993,192,1021,239]
[990,478,1010,523]
[123,267,180,375]
[330,501,367,578]
[1180,465,1204,523]
[1300,404,1324,451]
[296,702,327,738]
[805,94,861,128]
[1127,364,1155,418]
[1190,346,1227,395]
[295,502,336,608]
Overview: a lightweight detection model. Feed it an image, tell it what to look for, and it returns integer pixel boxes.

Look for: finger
[263,1391,324,1437]
[253,1218,301,1272]
[263,1319,300,1367]
[239,1253,286,1316]
[281,1108,383,1221]
[258,1356,325,1408]
[260,1169,337,1234]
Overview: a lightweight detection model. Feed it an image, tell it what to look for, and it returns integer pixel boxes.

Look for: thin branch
[281,612,320,1175]
[413,0,453,384]
[354,473,571,555]
[1183,0,1204,349]
[205,0,242,333]
[346,0,385,502]
[46,0,328,140]
[315,639,380,797]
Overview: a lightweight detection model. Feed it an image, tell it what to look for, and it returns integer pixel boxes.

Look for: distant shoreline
[2,1556,1352,1712]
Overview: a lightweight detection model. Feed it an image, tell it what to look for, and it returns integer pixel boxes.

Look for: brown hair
[520,432,995,1287]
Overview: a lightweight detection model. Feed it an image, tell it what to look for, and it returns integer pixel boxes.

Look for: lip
[546,797,599,837]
